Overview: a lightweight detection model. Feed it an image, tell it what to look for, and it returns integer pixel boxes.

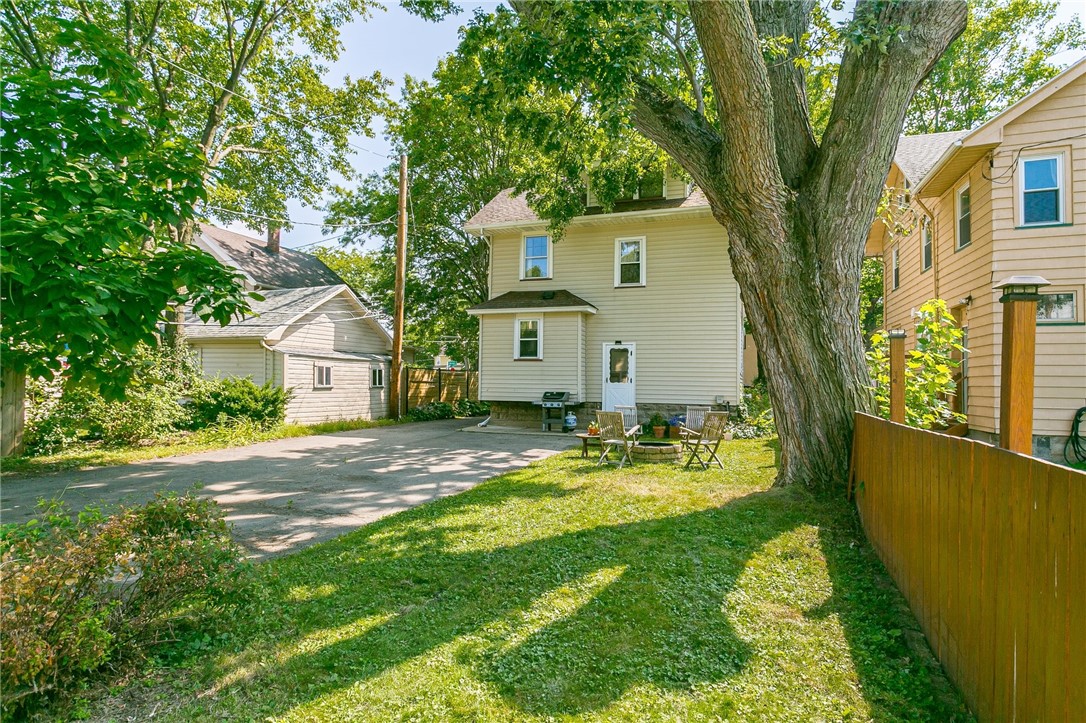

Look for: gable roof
[893,130,970,184]
[466,289,597,315]
[198,224,345,290]
[184,284,390,345]
[464,187,710,232]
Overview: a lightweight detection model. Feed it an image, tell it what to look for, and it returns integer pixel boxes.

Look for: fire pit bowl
[631,440,682,463]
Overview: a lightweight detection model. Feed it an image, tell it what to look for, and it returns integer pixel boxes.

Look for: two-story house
[867,58,1086,459]
[465,175,746,424]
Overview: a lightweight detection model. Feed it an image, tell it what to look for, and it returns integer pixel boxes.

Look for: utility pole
[390,154,408,420]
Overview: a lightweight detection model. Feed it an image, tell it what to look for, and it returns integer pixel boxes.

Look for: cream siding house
[465,182,745,423]
[867,59,1086,458]
[186,285,393,425]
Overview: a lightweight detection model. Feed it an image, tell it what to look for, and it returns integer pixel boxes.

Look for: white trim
[513,316,542,360]
[921,216,933,271]
[519,233,552,280]
[891,246,900,290]
[601,342,636,411]
[955,181,972,249]
[1036,290,1078,323]
[314,363,333,389]
[1018,153,1064,226]
[468,304,596,317]
[614,236,647,287]
[371,366,385,388]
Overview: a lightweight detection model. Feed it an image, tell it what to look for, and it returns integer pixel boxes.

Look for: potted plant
[649,412,667,439]
[668,414,684,439]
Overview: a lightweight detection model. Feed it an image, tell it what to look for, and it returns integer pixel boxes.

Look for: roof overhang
[467,304,598,316]
[463,204,713,236]
[915,142,998,199]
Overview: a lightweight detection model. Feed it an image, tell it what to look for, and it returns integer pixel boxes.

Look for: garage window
[371,367,385,387]
[314,365,333,389]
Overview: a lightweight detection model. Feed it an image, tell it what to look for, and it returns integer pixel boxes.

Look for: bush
[453,399,490,417]
[186,377,290,430]
[727,386,776,439]
[0,493,252,717]
[406,402,455,421]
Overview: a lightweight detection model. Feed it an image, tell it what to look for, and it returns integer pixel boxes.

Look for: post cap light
[888,328,907,339]
[994,275,1050,302]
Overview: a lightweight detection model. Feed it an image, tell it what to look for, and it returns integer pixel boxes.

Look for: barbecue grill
[537,391,570,432]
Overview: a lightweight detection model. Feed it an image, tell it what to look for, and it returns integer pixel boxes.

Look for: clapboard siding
[192,340,268,384]
[278,295,388,353]
[484,213,741,405]
[283,353,387,424]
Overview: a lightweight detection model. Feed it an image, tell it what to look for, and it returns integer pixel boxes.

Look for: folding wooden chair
[682,410,730,470]
[680,405,712,442]
[614,405,641,436]
[596,410,637,468]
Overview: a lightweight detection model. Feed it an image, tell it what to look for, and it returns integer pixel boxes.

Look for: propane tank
[563,411,577,433]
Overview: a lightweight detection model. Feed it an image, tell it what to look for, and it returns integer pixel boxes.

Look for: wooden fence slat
[850,413,1084,723]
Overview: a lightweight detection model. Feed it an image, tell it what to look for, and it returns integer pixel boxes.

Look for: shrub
[0,493,252,717]
[186,377,290,430]
[453,399,490,417]
[406,402,455,421]
[867,299,966,429]
[725,385,777,439]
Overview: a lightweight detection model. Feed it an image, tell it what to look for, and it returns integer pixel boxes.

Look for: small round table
[575,432,600,458]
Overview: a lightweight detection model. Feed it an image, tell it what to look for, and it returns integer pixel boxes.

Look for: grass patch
[2,417,401,477]
[74,440,970,722]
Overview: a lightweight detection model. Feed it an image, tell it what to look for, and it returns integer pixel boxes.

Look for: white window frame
[314,364,333,389]
[513,317,542,360]
[1036,290,1078,324]
[1019,153,1064,226]
[520,234,552,280]
[891,246,900,290]
[921,216,933,272]
[371,367,385,388]
[955,182,972,250]
[614,236,647,287]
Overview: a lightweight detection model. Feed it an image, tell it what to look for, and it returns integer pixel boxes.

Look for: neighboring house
[185,284,393,425]
[194,223,346,292]
[464,173,747,423]
[866,59,1086,458]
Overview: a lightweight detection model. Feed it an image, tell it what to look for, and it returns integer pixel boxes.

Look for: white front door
[602,342,636,411]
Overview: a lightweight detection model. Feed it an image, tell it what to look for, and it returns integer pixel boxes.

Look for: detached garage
[185,285,392,424]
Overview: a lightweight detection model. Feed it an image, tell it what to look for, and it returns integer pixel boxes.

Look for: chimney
[267,226,281,254]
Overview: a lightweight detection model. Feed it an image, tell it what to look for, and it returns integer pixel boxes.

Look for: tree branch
[210,144,273,166]
[750,0,818,188]
[659,17,704,117]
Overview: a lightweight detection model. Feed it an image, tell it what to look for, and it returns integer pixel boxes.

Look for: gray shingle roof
[199,224,346,289]
[894,130,970,184]
[465,187,710,229]
[184,285,344,339]
[467,289,596,313]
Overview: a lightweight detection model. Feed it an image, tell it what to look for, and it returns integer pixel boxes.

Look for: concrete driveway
[0,419,575,558]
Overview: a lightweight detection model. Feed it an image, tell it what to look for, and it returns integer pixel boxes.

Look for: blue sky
[248,0,1085,250]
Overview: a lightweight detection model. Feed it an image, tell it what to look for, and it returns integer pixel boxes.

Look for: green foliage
[859,257,885,346]
[187,378,291,430]
[906,0,1084,133]
[867,300,967,429]
[728,386,777,440]
[0,493,252,717]
[0,18,251,395]
[648,412,667,428]
[406,402,455,422]
[453,399,490,417]
[24,343,204,453]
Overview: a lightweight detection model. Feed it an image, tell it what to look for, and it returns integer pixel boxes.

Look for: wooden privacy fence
[406,367,478,409]
[851,412,1084,721]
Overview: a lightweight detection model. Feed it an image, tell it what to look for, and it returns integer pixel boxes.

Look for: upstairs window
[1021,155,1062,225]
[522,235,551,279]
[637,169,665,200]
[921,217,933,271]
[615,236,646,286]
[314,365,333,389]
[891,246,900,290]
[956,183,972,249]
[515,318,541,359]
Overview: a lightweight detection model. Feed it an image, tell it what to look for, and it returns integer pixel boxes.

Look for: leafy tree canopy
[1,19,250,396]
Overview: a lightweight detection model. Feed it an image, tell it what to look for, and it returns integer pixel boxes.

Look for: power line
[203,205,396,230]
[146,49,392,160]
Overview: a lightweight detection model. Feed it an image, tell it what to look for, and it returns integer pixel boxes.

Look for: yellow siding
[484,213,741,405]
[990,74,1086,437]
[191,340,268,384]
[283,354,388,424]
[479,312,582,402]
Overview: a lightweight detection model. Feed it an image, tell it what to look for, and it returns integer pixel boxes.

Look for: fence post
[889,328,907,424]
[994,276,1049,454]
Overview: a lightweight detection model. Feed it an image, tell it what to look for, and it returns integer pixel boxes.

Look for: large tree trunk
[2,365,27,457]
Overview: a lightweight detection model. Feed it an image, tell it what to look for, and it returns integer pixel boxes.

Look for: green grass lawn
[1,417,402,477]
[83,439,970,722]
